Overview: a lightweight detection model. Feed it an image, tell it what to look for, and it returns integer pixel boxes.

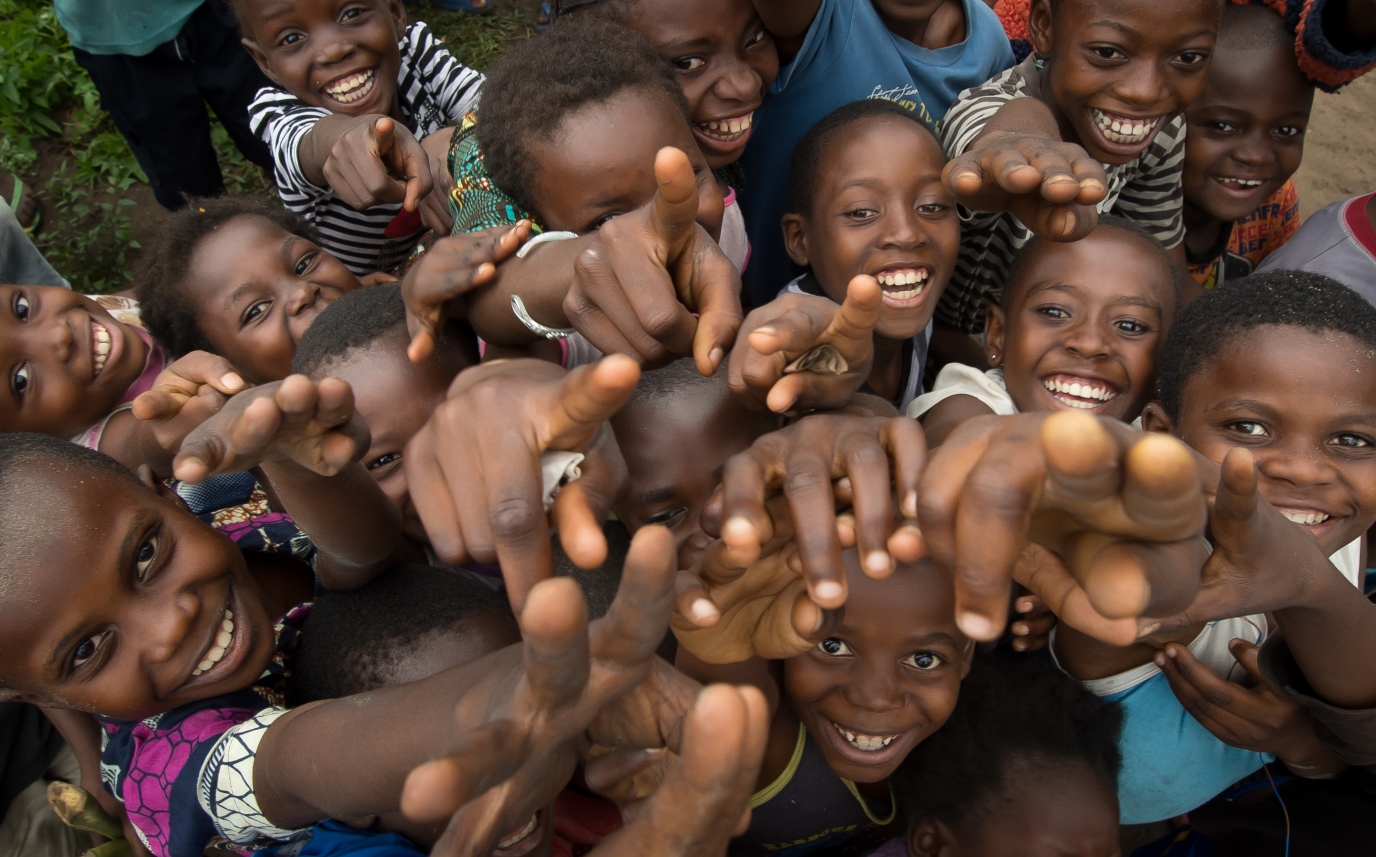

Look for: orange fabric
[1188,180,1301,286]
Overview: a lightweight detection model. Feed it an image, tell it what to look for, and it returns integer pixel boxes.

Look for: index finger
[590,525,677,672]
[399,134,434,213]
[649,147,699,262]
[544,355,642,447]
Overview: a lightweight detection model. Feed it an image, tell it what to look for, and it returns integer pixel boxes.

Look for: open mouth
[832,720,898,752]
[90,318,112,378]
[179,588,248,692]
[192,607,236,677]
[1210,176,1270,196]
[874,267,931,308]
[493,808,547,856]
[1087,108,1163,148]
[1041,374,1119,410]
[693,112,754,153]
[324,69,376,105]
[1277,507,1332,527]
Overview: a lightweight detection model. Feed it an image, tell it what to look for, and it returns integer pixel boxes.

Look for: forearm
[1274,567,1376,708]
[464,236,593,346]
[969,96,1064,148]
[298,114,375,188]
[258,461,406,589]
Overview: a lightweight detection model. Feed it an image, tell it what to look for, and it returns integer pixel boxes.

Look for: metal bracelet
[511,294,576,340]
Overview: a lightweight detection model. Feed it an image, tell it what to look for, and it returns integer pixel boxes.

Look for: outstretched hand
[404,355,638,611]
[130,350,246,464]
[567,146,743,376]
[172,375,370,483]
[728,275,880,413]
[324,115,433,213]
[918,411,1208,641]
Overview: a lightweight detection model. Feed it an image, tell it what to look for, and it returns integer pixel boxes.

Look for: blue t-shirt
[737,0,1014,305]
[54,0,206,56]
[1108,671,1271,824]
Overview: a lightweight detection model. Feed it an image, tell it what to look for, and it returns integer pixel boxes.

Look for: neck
[876,0,963,48]
[1182,199,1226,257]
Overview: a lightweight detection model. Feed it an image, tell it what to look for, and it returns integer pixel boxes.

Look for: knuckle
[641,310,681,341]
[489,496,546,541]
[783,465,831,498]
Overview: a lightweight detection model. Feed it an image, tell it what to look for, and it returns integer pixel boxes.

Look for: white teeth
[699,113,754,140]
[1089,108,1159,145]
[1041,378,1117,404]
[497,815,539,848]
[91,321,111,375]
[834,722,897,752]
[1281,510,1331,526]
[876,269,929,298]
[325,70,375,104]
[1216,177,1265,188]
[192,609,234,678]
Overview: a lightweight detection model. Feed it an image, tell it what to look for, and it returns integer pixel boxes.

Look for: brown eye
[72,631,110,669]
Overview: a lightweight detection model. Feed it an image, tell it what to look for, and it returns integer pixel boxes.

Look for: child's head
[235,0,407,118]
[1182,5,1314,225]
[289,564,518,706]
[783,552,972,784]
[609,358,776,570]
[136,195,363,385]
[0,434,278,720]
[782,100,959,342]
[1028,0,1224,165]
[476,16,724,239]
[565,0,779,170]
[987,216,1179,421]
[893,652,1122,857]
[292,284,477,544]
[1149,271,1376,554]
[0,284,150,437]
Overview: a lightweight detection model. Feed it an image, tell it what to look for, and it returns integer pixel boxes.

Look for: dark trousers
[71,0,274,210]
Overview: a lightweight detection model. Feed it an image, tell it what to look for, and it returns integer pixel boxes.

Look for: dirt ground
[1292,72,1376,218]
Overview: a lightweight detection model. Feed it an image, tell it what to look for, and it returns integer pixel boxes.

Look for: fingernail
[1137,622,1161,639]
[754,326,778,337]
[1061,210,1077,234]
[1013,639,1026,651]
[1082,179,1105,192]
[865,551,891,576]
[902,491,918,519]
[815,580,844,604]
[1016,599,1032,613]
[222,373,244,389]
[1165,645,1178,658]
[709,347,725,369]
[958,612,996,640]
[1154,653,1166,667]
[690,599,718,623]
[723,516,755,544]
[1012,623,1028,636]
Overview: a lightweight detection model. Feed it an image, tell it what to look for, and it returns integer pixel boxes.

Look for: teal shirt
[54,0,206,56]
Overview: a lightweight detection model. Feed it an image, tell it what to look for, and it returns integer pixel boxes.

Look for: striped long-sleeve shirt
[933,56,1187,334]
[248,21,483,275]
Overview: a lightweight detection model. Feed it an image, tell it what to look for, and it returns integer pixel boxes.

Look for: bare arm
[1272,565,1376,709]
[919,394,996,448]
[752,0,822,63]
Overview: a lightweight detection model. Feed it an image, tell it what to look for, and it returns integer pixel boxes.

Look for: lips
[91,318,111,377]
[1041,373,1120,410]
[1088,107,1164,150]
[873,267,931,309]
[693,112,754,154]
[1275,506,1334,527]
[818,716,910,769]
[178,587,247,692]
[832,720,898,751]
[492,808,548,856]
[323,69,376,105]
[1210,175,1271,198]
[192,609,235,676]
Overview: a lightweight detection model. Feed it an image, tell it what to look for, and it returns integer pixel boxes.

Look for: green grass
[0,0,528,292]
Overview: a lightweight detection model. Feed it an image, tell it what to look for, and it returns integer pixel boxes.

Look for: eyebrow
[659,37,715,52]
[223,282,254,314]
[906,632,960,649]
[1110,295,1164,312]
[1085,21,1213,40]
[636,486,680,507]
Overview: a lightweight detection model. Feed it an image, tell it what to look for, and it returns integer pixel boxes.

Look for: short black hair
[288,564,517,706]
[892,650,1122,837]
[1157,270,1376,421]
[135,195,315,359]
[788,99,939,216]
[1001,214,1183,309]
[1216,3,1295,54]
[475,16,689,216]
[623,356,728,411]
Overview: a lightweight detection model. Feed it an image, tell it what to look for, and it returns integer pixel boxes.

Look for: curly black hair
[1001,214,1182,309]
[891,650,1122,837]
[289,564,517,706]
[787,98,940,217]
[1157,270,1376,421]
[134,195,315,359]
[475,15,689,217]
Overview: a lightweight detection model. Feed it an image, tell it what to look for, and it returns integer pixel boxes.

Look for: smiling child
[781,99,959,410]
[910,216,1179,444]
[936,0,1224,334]
[1181,5,1314,293]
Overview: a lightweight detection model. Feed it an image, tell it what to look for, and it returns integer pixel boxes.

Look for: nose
[1113,59,1169,109]
[712,56,760,106]
[286,280,322,318]
[139,590,200,667]
[1258,439,1338,488]
[877,207,926,251]
[33,314,75,364]
[842,660,906,714]
[1062,317,1113,360]
[314,32,355,67]
[678,526,713,570]
[1230,129,1274,168]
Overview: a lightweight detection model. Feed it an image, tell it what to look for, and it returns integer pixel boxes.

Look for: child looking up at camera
[1182,5,1314,293]
[911,217,1179,445]
[936,0,1224,334]
[236,0,483,273]
[738,0,1015,303]
[780,99,959,410]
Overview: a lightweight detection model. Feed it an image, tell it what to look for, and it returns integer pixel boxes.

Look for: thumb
[649,147,699,262]
[371,115,395,151]
[1211,447,1260,545]
[1230,638,1265,684]
[826,274,882,359]
[545,354,642,445]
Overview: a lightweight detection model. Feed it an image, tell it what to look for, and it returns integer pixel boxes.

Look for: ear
[240,37,283,88]
[1029,0,1055,57]
[908,821,962,857]
[139,466,196,515]
[388,0,408,31]
[958,637,976,678]
[781,213,811,267]
[984,304,1007,368]
[1140,402,1174,434]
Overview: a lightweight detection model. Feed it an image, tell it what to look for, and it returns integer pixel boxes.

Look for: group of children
[4,0,1376,855]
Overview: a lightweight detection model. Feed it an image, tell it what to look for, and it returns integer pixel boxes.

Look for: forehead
[1058,0,1222,38]
[189,216,296,290]
[630,0,755,43]
[1013,229,1172,308]
[815,117,946,195]
[968,760,1119,855]
[1194,43,1312,115]
[326,337,456,436]
[839,556,959,640]
[1186,325,1376,413]
[615,386,759,487]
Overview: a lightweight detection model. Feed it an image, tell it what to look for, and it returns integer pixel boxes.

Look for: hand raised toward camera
[404,355,638,610]
[728,275,879,414]
[172,375,369,483]
[918,411,1208,641]
[567,147,743,375]
[131,350,246,462]
[324,116,433,213]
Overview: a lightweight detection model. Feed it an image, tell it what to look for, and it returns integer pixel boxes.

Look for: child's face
[186,215,362,384]
[611,384,773,570]
[241,0,405,118]
[324,332,469,544]
[987,229,1173,421]
[527,89,726,240]
[0,285,150,438]
[910,762,1120,857]
[1181,40,1312,223]
[1147,326,1376,555]
[0,468,277,721]
[1032,0,1220,166]
[784,554,970,784]
[782,117,959,342]
[626,0,779,170]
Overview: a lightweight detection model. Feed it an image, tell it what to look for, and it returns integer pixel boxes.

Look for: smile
[696,112,753,142]
[91,318,111,377]
[191,607,235,677]
[831,719,898,752]
[324,69,376,104]
[874,267,930,304]
[1278,508,1332,526]
[1211,176,1268,193]
[497,814,539,849]
[1088,108,1162,146]
[1042,374,1119,409]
